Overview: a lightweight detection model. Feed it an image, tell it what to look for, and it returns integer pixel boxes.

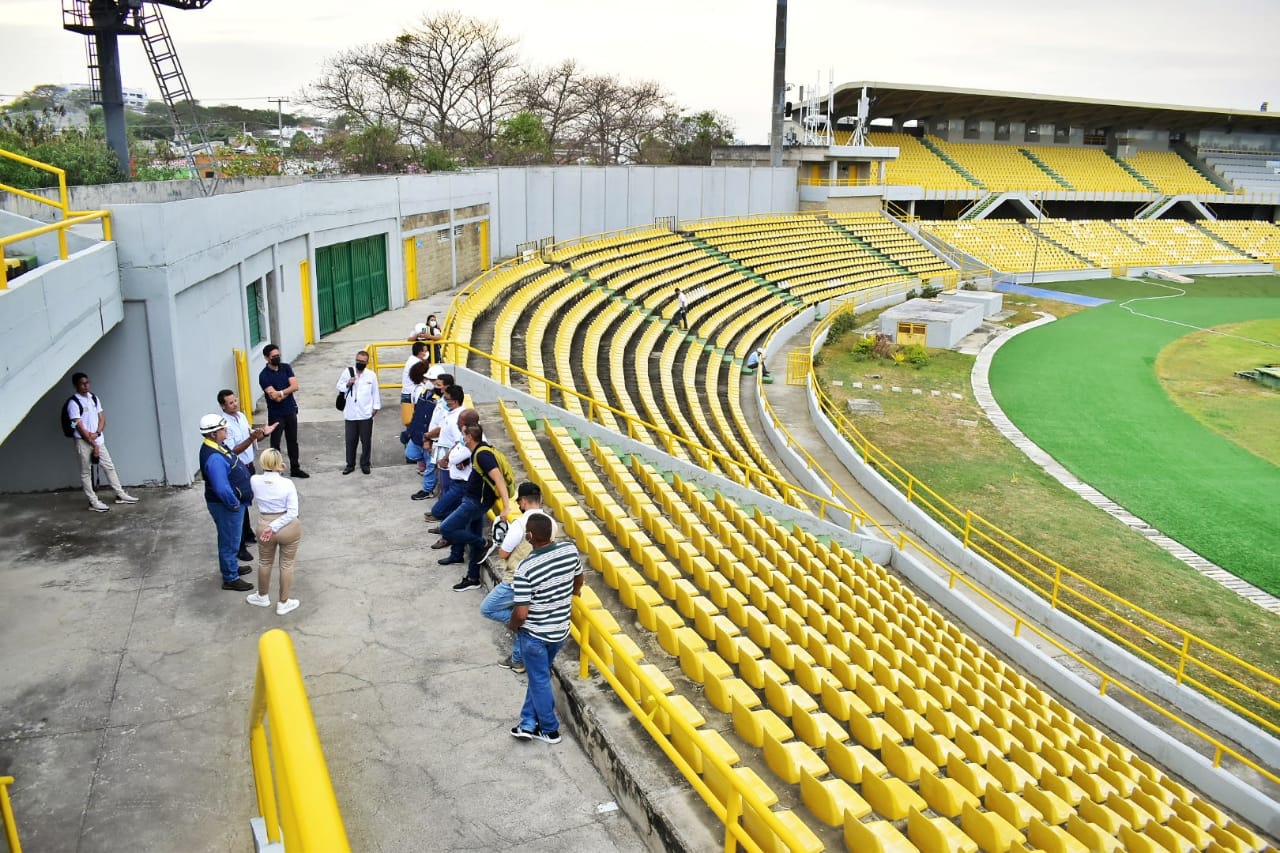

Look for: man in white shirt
[400,341,427,426]
[219,388,276,561]
[66,372,138,512]
[675,287,689,330]
[336,349,381,475]
[427,406,478,544]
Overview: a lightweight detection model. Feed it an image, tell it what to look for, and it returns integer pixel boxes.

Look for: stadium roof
[833,82,1280,134]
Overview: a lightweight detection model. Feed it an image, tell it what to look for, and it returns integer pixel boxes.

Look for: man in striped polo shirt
[508,514,583,744]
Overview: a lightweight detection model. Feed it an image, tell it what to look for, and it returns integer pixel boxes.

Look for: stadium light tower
[1030,192,1043,286]
[770,0,787,167]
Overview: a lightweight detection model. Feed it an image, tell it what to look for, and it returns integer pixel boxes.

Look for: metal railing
[573,600,805,852]
[249,629,350,852]
[803,301,1280,741]
[0,147,113,289]
[0,776,20,853]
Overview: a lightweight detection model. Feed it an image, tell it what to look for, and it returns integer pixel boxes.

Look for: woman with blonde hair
[246,448,302,615]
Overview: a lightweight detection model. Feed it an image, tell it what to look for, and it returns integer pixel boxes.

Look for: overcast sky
[3,0,1277,142]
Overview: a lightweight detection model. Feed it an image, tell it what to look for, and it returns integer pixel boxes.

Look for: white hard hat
[426,364,446,379]
[199,413,227,434]
[414,322,427,334]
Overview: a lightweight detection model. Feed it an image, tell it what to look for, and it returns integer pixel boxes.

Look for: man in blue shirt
[198,414,255,591]
[258,343,309,478]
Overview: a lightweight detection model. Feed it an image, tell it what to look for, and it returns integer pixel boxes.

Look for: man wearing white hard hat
[198,414,255,591]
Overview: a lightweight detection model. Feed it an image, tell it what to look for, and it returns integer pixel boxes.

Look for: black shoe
[438,556,464,566]
[510,726,535,740]
[533,728,561,744]
[342,467,354,475]
[411,490,430,500]
[428,526,441,534]
[222,578,253,591]
[291,469,310,479]
[361,465,371,475]
[237,547,253,562]
[452,576,481,592]
[238,565,253,576]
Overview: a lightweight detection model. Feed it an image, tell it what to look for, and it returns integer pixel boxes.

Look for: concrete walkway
[0,293,644,852]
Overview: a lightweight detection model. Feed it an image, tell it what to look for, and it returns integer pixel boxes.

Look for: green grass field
[989,276,1280,595]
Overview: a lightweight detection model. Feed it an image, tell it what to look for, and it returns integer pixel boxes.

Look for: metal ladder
[138,5,218,195]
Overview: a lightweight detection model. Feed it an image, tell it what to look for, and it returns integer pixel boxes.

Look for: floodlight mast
[770,0,787,167]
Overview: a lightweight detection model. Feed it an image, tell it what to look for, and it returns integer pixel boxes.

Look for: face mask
[355,361,368,371]
[269,355,281,366]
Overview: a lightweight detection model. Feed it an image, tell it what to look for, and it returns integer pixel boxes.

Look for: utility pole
[269,96,288,148]
[769,0,788,168]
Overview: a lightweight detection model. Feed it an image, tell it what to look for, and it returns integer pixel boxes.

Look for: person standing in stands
[400,341,427,426]
[337,349,380,475]
[198,413,254,592]
[481,482,556,674]
[427,406,477,541]
[674,287,690,330]
[218,389,276,562]
[405,361,442,500]
[440,423,513,592]
[258,343,309,478]
[508,514,583,744]
[66,372,139,512]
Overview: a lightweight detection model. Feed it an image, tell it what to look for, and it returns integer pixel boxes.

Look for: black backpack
[61,393,99,438]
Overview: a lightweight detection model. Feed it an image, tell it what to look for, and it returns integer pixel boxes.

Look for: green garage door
[316,234,389,336]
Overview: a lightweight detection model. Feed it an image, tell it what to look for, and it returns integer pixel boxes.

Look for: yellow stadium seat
[1166,815,1213,852]
[987,756,1036,793]
[1021,783,1072,827]
[985,786,1036,830]
[821,680,872,722]
[908,807,979,853]
[947,755,1001,800]
[1117,824,1160,853]
[824,734,887,786]
[960,801,1023,853]
[651,693,704,737]
[632,586,665,630]
[741,806,824,853]
[703,763,778,813]
[652,607,686,656]
[763,676,819,719]
[739,653,787,691]
[1130,789,1174,824]
[862,771,927,821]
[1065,813,1123,853]
[881,738,939,783]
[844,818,918,853]
[919,771,980,819]
[848,706,903,751]
[956,727,1002,767]
[671,725,739,776]
[762,730,828,785]
[791,707,848,750]
[1028,817,1089,853]
[704,676,759,715]
[732,699,793,749]
[799,767,872,826]
[1076,798,1125,835]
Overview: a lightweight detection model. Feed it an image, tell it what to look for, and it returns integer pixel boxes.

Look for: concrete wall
[0,241,122,448]
[0,165,798,492]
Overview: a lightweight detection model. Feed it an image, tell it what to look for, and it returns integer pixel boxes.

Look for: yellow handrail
[248,629,350,852]
[805,301,1280,733]
[0,147,114,286]
[0,776,20,853]
[573,600,802,852]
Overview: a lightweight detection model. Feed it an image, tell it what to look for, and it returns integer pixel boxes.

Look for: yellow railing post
[233,348,252,425]
[0,776,21,853]
[300,260,315,346]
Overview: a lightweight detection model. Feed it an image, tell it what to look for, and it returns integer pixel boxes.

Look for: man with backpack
[439,423,514,592]
[64,372,138,512]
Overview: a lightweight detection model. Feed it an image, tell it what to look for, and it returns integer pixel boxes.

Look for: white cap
[199,413,227,434]
[414,322,427,334]
[426,364,446,380]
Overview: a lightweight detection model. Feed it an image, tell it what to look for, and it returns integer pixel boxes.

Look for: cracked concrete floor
[0,413,645,852]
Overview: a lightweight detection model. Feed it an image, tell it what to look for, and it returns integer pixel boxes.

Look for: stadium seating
[866,131,977,190]
[1201,152,1280,194]
[1021,145,1150,193]
[920,220,1089,272]
[928,139,1064,192]
[1123,151,1221,195]
[1197,220,1280,263]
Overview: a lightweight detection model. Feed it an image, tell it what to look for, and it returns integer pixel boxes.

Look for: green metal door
[315,235,389,336]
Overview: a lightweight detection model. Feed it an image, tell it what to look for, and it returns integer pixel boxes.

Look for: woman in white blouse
[246,449,302,615]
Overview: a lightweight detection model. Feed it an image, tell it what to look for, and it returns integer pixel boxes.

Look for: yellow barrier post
[232,348,252,426]
[300,260,315,346]
[248,629,350,852]
[0,776,21,853]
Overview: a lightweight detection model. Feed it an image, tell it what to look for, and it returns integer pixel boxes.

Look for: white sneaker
[88,502,110,513]
[277,599,300,616]
[246,592,272,607]
[115,493,139,504]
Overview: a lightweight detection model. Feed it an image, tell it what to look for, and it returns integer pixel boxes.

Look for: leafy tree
[494,111,549,164]
[288,131,313,155]
[0,113,123,187]
[416,145,458,172]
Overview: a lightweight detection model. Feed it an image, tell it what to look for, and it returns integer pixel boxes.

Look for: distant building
[65,82,148,111]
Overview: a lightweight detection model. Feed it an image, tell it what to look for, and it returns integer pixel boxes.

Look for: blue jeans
[404,442,437,492]
[481,582,520,663]
[440,494,490,575]
[518,632,566,734]
[431,475,465,520]
[207,500,246,582]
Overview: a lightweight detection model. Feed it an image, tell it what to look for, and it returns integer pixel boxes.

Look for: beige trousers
[257,512,302,602]
[76,438,125,503]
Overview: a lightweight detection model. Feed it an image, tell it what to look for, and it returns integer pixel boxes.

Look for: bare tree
[515,60,588,157]
[303,45,416,141]
[457,22,521,160]
[572,75,670,165]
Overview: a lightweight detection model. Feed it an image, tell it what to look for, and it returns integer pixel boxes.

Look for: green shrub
[852,335,877,355]
[899,343,930,366]
[921,283,943,298]
[828,309,859,338]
